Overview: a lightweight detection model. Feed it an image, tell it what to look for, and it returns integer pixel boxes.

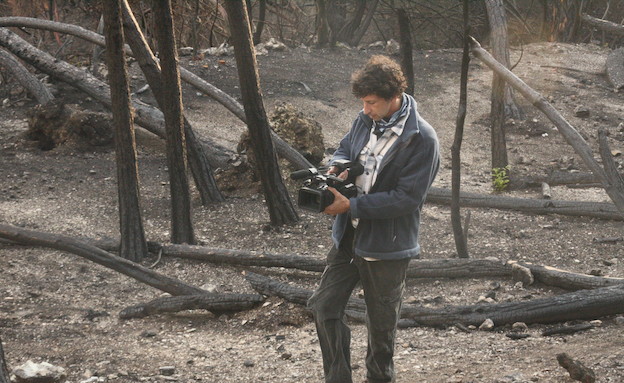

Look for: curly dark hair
[351,55,407,100]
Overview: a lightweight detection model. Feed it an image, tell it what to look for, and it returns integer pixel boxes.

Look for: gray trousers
[308,224,410,383]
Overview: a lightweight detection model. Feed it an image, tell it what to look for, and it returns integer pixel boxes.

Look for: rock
[479,318,495,331]
[511,263,534,287]
[589,319,602,327]
[574,105,591,118]
[159,366,176,376]
[606,47,624,90]
[511,322,528,332]
[13,360,67,383]
[614,316,624,325]
[264,38,288,51]
[243,360,255,367]
[385,39,400,55]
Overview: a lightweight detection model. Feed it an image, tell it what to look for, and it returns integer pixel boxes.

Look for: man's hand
[327,166,348,180]
[323,187,350,215]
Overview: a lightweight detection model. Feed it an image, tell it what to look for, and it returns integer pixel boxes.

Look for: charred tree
[451,0,471,258]
[0,49,53,104]
[153,0,196,244]
[119,293,265,319]
[315,0,329,47]
[0,223,207,297]
[0,336,9,383]
[252,0,266,45]
[484,0,522,171]
[246,272,624,328]
[397,8,414,95]
[223,0,298,226]
[102,0,148,262]
[120,0,223,205]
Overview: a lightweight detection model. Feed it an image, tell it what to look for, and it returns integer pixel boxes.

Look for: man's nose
[363,104,371,114]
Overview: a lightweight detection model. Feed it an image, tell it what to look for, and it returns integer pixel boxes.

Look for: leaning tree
[222,0,299,226]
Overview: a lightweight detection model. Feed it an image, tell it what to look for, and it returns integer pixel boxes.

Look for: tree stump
[27,101,113,150]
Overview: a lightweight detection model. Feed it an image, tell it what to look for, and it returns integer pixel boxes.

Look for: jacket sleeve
[349,132,440,220]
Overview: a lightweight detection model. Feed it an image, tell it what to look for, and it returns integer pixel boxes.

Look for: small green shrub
[491,165,510,192]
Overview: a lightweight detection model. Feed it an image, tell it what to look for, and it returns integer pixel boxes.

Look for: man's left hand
[323,187,350,215]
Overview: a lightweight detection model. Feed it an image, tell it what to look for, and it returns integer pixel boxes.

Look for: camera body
[291,159,364,212]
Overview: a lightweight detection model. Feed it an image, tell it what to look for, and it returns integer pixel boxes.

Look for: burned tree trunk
[102,0,148,262]
[427,187,622,221]
[153,0,196,244]
[0,336,9,383]
[121,0,223,205]
[119,293,265,319]
[451,0,471,259]
[252,0,266,45]
[223,0,298,226]
[0,223,207,297]
[0,49,53,104]
[397,8,414,96]
[246,272,624,328]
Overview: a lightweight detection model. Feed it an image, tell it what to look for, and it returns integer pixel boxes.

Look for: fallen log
[427,187,622,221]
[245,272,624,327]
[0,49,53,104]
[0,17,313,170]
[119,293,265,319]
[0,27,230,174]
[470,37,624,216]
[0,223,207,297]
[159,244,512,278]
[91,240,623,290]
[517,261,624,290]
[511,171,601,189]
[543,323,594,336]
[581,13,624,36]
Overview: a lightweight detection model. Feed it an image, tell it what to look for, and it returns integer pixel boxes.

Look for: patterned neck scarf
[372,93,410,137]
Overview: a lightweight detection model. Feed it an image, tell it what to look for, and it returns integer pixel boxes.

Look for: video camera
[290,159,364,212]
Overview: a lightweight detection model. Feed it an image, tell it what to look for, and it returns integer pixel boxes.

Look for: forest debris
[542,323,594,336]
[556,353,596,383]
[592,236,623,244]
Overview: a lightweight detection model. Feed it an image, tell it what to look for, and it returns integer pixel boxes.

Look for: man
[308,55,440,383]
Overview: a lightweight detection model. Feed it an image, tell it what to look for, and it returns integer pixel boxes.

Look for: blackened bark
[252,0,266,45]
[120,0,223,205]
[485,0,510,170]
[0,49,53,104]
[223,0,298,226]
[315,0,329,47]
[397,9,414,96]
[0,336,9,383]
[102,0,148,262]
[0,223,207,296]
[153,0,196,244]
[119,293,265,319]
[451,0,470,258]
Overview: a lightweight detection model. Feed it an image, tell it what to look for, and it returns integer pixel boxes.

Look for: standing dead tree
[451,0,471,258]
[153,0,196,244]
[102,0,148,262]
[120,0,223,204]
[470,37,624,216]
[223,0,299,226]
[0,336,9,383]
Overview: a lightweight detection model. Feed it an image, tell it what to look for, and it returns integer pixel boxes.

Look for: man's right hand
[327,166,348,180]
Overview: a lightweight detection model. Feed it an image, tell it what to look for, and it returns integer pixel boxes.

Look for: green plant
[491,165,510,192]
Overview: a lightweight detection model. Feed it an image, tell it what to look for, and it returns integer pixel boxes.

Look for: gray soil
[1,42,624,383]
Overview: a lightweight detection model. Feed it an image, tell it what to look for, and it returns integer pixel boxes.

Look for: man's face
[360,94,395,122]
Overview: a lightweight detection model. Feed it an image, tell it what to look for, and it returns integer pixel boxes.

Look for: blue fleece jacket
[331,94,440,260]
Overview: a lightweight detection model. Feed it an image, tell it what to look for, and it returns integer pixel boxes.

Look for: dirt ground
[1,41,624,383]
